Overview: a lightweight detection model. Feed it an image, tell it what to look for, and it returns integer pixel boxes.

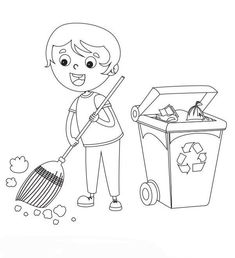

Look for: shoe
[77,195,94,207]
[109,200,122,211]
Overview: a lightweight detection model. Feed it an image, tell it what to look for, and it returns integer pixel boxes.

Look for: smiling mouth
[69,73,86,86]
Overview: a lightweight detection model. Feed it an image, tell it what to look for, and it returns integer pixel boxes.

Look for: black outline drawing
[43,209,53,219]
[71,217,76,222]
[15,76,124,208]
[53,219,59,225]
[6,177,17,187]
[33,209,41,216]
[23,212,29,217]
[14,205,22,212]
[177,142,206,174]
[131,85,227,208]
[53,204,67,217]
[15,23,125,211]
[10,156,29,173]
[187,101,205,121]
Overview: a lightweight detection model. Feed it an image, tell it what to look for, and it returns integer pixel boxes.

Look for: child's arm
[66,98,79,146]
[90,94,116,127]
[90,106,115,127]
[66,111,79,146]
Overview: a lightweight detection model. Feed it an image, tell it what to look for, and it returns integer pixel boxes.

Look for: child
[45,23,123,211]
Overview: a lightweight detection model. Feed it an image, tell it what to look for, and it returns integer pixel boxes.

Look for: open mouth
[69,73,86,86]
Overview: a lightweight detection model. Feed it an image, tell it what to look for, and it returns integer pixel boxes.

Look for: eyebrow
[59,49,66,54]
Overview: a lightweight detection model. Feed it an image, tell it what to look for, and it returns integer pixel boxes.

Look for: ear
[107,64,119,76]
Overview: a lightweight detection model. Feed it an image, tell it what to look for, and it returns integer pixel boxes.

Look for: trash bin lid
[138,85,217,116]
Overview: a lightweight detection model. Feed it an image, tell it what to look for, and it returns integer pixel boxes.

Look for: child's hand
[69,137,79,147]
[89,112,99,122]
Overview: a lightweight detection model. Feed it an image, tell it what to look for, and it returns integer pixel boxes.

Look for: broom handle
[59,76,125,162]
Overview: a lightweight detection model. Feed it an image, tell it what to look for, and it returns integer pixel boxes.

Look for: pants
[85,140,120,197]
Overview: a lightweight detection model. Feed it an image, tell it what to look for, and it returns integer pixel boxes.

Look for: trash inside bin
[131,85,227,208]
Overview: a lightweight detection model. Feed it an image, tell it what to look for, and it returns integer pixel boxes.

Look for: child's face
[51,42,109,92]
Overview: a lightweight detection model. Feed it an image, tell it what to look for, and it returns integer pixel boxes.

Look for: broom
[16,76,125,208]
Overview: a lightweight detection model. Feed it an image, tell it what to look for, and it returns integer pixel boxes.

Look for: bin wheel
[131,105,140,121]
[140,180,159,206]
[148,180,160,204]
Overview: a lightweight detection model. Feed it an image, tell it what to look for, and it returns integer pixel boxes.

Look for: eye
[85,56,97,68]
[59,54,71,66]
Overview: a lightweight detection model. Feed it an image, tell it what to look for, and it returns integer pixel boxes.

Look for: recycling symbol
[177,142,207,174]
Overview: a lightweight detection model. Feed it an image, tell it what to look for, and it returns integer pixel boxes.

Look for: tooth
[74,74,83,79]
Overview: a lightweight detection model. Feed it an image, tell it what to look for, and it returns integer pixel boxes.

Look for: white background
[0,0,234,257]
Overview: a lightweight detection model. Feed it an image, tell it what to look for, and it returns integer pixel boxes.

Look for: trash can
[131,85,227,208]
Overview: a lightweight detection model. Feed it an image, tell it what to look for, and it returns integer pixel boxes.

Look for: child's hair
[45,23,121,75]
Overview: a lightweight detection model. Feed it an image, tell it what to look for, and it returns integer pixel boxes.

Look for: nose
[73,64,78,69]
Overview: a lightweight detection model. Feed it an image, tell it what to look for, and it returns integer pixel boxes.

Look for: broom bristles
[37,182,62,208]
[16,165,64,208]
